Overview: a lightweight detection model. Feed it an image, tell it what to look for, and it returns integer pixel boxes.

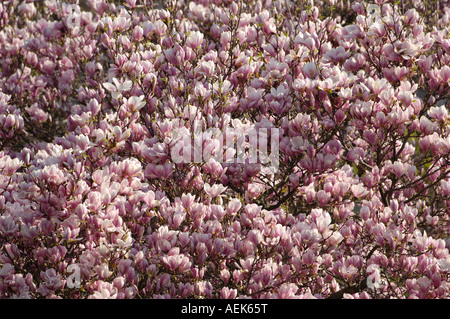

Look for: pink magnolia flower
[323,46,350,64]
[124,0,137,9]
[220,31,231,48]
[39,269,64,292]
[0,216,18,236]
[145,163,173,179]
[332,181,350,198]
[2,157,22,175]
[302,62,318,79]
[202,158,223,177]
[90,282,118,299]
[419,116,438,135]
[132,25,144,42]
[197,60,215,77]
[226,198,242,216]
[294,32,315,50]
[113,16,130,32]
[186,31,204,49]
[403,9,420,25]
[428,105,449,121]
[181,193,196,209]
[351,184,368,198]
[220,287,237,299]
[204,183,227,197]
[41,164,66,185]
[18,3,36,19]
[291,136,308,153]
[161,254,192,273]
[270,83,289,100]
[316,190,330,206]
[396,39,422,60]
[417,276,432,293]
[438,258,450,272]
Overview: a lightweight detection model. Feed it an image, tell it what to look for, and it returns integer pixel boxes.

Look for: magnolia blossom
[303,62,318,79]
[396,39,422,60]
[0,0,449,301]
[103,78,133,100]
[428,105,449,121]
[204,183,227,197]
[41,164,66,185]
[124,95,145,112]
[186,31,204,49]
[18,3,36,19]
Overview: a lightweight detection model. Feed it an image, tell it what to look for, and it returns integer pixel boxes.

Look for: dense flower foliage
[0,0,449,299]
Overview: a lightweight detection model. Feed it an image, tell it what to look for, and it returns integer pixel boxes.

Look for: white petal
[120,80,133,91]
[103,82,116,92]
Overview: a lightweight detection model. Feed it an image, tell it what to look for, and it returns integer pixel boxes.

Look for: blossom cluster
[0,0,449,299]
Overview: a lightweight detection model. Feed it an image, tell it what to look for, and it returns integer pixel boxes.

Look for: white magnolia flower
[103,78,133,100]
[125,95,146,112]
[366,264,381,290]
[117,231,133,249]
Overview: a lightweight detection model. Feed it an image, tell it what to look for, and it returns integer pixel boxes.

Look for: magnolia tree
[0,0,449,299]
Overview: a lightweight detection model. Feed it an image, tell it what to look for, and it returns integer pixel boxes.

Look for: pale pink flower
[220,31,231,48]
[339,87,353,99]
[419,116,438,135]
[294,32,315,50]
[403,9,420,25]
[162,254,191,273]
[90,282,118,299]
[186,31,204,49]
[39,269,64,291]
[291,136,308,153]
[220,287,237,299]
[438,258,450,272]
[366,264,381,290]
[18,3,36,19]
[0,216,18,236]
[42,164,66,185]
[340,264,358,279]
[132,25,144,42]
[428,105,449,121]
[416,276,431,292]
[113,16,130,32]
[440,180,450,196]
[333,181,349,197]
[181,193,196,209]
[117,231,133,250]
[317,190,331,206]
[277,283,299,299]
[197,60,215,77]
[302,62,318,79]
[396,39,421,60]
[351,184,368,198]
[226,198,242,216]
[204,183,227,197]
[270,83,289,100]
[342,24,363,41]
[323,46,350,63]
[103,78,133,100]
[3,157,22,175]
[368,21,386,37]
[124,0,137,9]
[124,95,145,112]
